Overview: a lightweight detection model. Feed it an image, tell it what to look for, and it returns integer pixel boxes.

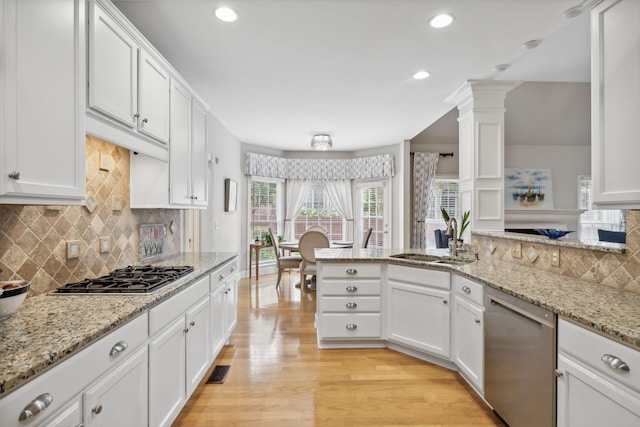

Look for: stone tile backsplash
[0,136,181,296]
[471,209,640,294]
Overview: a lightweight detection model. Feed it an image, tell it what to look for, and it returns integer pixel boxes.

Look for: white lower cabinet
[185,298,211,397]
[83,346,148,427]
[386,265,450,358]
[557,319,640,427]
[451,275,484,394]
[209,259,239,356]
[39,398,82,427]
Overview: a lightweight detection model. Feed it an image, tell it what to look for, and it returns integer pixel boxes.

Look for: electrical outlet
[511,242,522,258]
[550,249,560,267]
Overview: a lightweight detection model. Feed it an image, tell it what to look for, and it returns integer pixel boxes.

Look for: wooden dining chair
[361,227,373,248]
[306,225,327,234]
[298,230,330,291]
[269,228,302,288]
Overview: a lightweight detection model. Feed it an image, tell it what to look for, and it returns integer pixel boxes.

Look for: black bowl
[0,281,30,298]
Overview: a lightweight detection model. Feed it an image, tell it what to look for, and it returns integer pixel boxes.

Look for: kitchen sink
[428,258,474,266]
[389,253,474,266]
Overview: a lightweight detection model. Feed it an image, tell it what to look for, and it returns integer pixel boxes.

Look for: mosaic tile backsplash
[0,136,181,296]
[471,209,640,294]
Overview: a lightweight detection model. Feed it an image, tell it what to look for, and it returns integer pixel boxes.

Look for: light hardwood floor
[173,271,506,427]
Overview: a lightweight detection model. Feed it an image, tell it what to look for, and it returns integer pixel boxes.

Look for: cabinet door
[557,354,640,427]
[1,0,85,202]
[138,49,170,143]
[387,281,450,357]
[210,284,226,358]
[169,78,192,206]
[83,347,148,427]
[191,99,208,207]
[88,1,138,128]
[39,398,82,427]
[185,297,211,397]
[224,275,238,337]
[149,316,186,427]
[453,295,483,393]
[591,0,640,208]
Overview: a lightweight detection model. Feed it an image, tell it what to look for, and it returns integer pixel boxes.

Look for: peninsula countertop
[315,247,640,350]
[0,252,237,397]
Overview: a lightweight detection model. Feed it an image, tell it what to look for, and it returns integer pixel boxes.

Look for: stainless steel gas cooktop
[54,265,194,294]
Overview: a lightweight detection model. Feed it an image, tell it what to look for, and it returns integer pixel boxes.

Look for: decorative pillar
[446,80,521,238]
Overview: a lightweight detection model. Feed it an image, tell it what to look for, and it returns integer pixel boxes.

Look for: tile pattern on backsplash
[471,209,640,293]
[0,136,181,296]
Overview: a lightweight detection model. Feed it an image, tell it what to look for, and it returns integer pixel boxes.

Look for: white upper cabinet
[88,1,138,129]
[591,0,640,208]
[0,0,86,204]
[191,99,209,207]
[138,50,171,144]
[169,79,193,206]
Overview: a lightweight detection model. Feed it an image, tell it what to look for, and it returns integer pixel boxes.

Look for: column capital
[446,80,522,110]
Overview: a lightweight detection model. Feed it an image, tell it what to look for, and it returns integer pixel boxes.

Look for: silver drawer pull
[475,318,481,324]
[219,274,225,281]
[462,285,471,294]
[346,302,358,309]
[443,299,448,305]
[346,285,358,292]
[109,340,128,356]
[601,354,630,372]
[346,268,358,275]
[345,323,357,330]
[92,404,103,414]
[8,171,20,180]
[230,266,236,273]
[190,321,196,327]
[19,393,53,421]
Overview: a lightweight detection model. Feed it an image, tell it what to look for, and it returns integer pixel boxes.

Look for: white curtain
[412,153,439,248]
[284,180,309,240]
[325,180,354,241]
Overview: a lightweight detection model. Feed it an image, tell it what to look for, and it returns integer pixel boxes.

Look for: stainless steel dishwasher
[484,287,556,427]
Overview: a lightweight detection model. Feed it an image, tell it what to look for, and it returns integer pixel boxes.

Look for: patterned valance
[244,152,395,180]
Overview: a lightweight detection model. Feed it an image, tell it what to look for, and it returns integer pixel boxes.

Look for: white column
[446,80,521,238]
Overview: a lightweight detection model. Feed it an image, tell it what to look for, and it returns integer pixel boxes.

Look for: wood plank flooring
[173,271,506,427]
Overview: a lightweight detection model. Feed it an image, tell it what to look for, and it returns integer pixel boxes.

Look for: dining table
[279,240,353,254]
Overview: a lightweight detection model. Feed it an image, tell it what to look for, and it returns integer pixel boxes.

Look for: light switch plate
[550,249,560,267]
[99,236,110,253]
[99,153,112,171]
[511,242,522,258]
[112,198,122,211]
[66,240,81,259]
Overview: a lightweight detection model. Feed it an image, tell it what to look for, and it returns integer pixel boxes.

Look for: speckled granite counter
[0,252,237,397]
[316,247,640,350]
[473,230,626,253]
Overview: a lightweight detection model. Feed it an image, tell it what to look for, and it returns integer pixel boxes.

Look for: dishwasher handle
[488,295,555,329]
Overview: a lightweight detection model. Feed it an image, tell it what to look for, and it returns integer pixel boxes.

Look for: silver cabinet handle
[109,340,128,356]
[554,369,564,378]
[92,404,103,414]
[230,266,236,273]
[190,321,196,327]
[142,118,148,123]
[19,393,53,421]
[474,318,480,324]
[346,302,357,309]
[219,274,225,281]
[443,299,448,304]
[462,285,471,294]
[133,112,139,119]
[346,285,358,292]
[601,354,630,372]
[184,327,189,333]
[8,171,20,180]
[346,268,358,275]
[345,323,357,330]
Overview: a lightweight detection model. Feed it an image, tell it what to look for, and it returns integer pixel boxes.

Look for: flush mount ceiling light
[412,70,431,80]
[523,39,542,50]
[214,6,238,22]
[493,64,509,72]
[311,134,333,151]
[428,13,455,29]
[562,5,584,19]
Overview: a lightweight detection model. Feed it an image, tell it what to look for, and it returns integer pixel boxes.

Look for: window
[249,178,283,261]
[578,176,625,242]
[357,180,389,248]
[294,182,344,240]
[424,179,460,248]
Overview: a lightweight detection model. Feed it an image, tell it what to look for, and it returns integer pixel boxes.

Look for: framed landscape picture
[225,178,237,212]
[505,168,554,209]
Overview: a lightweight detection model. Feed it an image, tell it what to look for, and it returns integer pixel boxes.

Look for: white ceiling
[113,0,591,152]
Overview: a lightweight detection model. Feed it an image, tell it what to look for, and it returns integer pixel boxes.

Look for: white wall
[200,114,243,255]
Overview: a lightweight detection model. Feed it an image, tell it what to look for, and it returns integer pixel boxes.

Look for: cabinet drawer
[319,313,381,338]
[453,275,484,306]
[0,314,147,426]
[321,296,381,313]
[559,319,640,393]
[387,264,450,289]
[149,275,209,335]
[209,259,239,292]
[322,280,381,296]
[321,263,381,279]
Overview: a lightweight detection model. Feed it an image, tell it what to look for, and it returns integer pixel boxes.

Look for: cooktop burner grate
[55,265,194,294]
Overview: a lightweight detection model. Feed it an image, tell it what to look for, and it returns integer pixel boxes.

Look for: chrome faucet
[446,218,458,258]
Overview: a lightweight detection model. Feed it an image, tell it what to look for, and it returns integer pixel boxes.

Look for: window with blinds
[424,179,460,248]
[294,182,344,240]
[249,178,282,260]
[360,185,384,248]
[578,176,625,241]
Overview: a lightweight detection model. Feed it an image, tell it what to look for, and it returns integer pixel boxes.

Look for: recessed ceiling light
[493,64,509,72]
[214,7,238,22]
[522,39,542,50]
[562,6,584,19]
[413,71,431,80]
[428,13,455,29]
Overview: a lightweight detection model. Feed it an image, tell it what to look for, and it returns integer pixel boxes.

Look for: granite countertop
[473,230,626,254]
[316,247,640,350]
[0,252,237,397]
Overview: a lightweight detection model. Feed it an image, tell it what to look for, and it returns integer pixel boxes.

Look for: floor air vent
[206,365,231,384]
